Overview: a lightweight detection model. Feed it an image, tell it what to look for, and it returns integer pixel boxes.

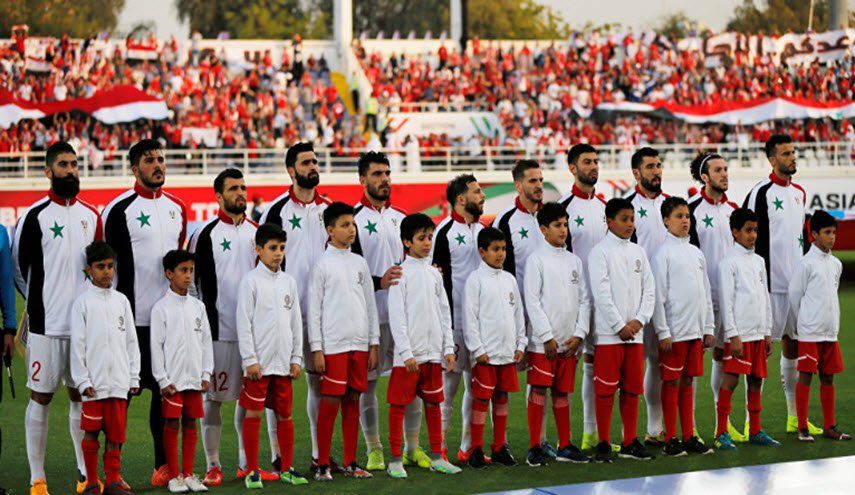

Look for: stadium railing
[0,141,852,179]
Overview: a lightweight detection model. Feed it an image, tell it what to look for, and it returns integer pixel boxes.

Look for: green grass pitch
[2,255,855,494]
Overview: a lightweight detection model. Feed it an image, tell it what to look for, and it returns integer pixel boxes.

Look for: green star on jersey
[220,238,232,251]
[773,197,784,210]
[519,227,529,239]
[364,220,378,234]
[136,211,151,227]
[49,221,64,238]
[287,214,303,230]
[798,233,805,248]
[702,214,714,228]
[574,216,584,227]
[454,233,466,245]
[638,207,648,218]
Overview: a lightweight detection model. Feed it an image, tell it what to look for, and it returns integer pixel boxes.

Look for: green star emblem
[798,234,805,248]
[49,221,64,238]
[702,214,714,228]
[519,227,529,239]
[364,220,378,234]
[82,268,90,281]
[574,216,584,227]
[454,233,466,245]
[287,213,303,230]
[773,197,784,210]
[220,238,232,251]
[638,207,648,218]
[136,211,151,227]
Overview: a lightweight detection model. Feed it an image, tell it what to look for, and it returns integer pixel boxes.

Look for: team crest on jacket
[169,210,177,221]
[357,272,365,286]
[195,317,202,332]
[118,315,125,332]
[81,220,89,235]
[634,259,642,273]
[284,294,293,310]
[509,292,515,306]
[571,270,579,284]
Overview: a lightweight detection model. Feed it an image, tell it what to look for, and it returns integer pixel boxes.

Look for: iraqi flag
[25,57,52,73]
[0,85,169,128]
[126,41,160,61]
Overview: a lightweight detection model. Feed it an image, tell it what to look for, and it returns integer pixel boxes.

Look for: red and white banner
[590,97,855,125]
[24,57,52,73]
[126,41,160,60]
[0,85,169,129]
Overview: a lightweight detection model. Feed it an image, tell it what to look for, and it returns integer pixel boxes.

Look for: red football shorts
[320,351,369,396]
[593,344,644,396]
[387,362,445,406]
[658,339,704,382]
[81,398,128,443]
[797,341,844,375]
[722,340,768,377]
[471,362,519,400]
[527,352,577,393]
[239,375,294,417]
[161,390,205,419]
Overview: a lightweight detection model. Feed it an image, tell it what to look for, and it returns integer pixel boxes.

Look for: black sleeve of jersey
[559,196,574,252]
[802,213,811,255]
[431,221,454,322]
[262,197,288,270]
[105,195,138,316]
[194,221,221,341]
[748,184,773,291]
[350,208,383,292]
[688,197,701,248]
[496,210,516,277]
[17,203,49,330]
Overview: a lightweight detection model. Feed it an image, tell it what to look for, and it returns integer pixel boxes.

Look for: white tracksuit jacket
[787,244,842,343]
[587,231,656,345]
[523,244,591,353]
[308,245,380,354]
[387,256,454,366]
[70,282,141,401]
[150,288,214,391]
[718,244,772,342]
[463,261,527,365]
[650,233,715,343]
[236,263,304,375]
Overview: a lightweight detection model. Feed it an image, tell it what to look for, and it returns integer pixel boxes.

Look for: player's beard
[51,174,80,198]
[577,170,598,186]
[295,170,320,189]
[464,199,484,219]
[640,175,661,194]
[140,171,165,190]
[224,197,247,216]
[709,180,727,195]
[367,182,390,202]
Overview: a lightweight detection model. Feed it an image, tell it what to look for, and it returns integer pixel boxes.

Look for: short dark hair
[446,173,477,205]
[323,201,354,228]
[86,240,115,266]
[400,213,435,248]
[605,198,634,219]
[729,208,758,231]
[45,141,76,168]
[537,201,569,227]
[810,210,837,233]
[129,139,163,167]
[661,196,689,218]
[256,222,287,247]
[214,168,243,194]
[690,152,724,183]
[512,159,540,182]
[162,249,195,272]
[285,142,315,169]
[765,134,793,158]
[477,227,506,250]
[357,151,390,177]
[631,147,659,170]
[567,143,596,165]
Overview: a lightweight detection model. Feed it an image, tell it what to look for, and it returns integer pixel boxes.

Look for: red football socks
[619,392,639,447]
[341,398,360,467]
[82,439,100,485]
[796,383,811,430]
[595,394,614,444]
[747,389,762,436]
[821,384,836,430]
[552,393,571,448]
[716,388,733,438]
[276,419,294,471]
[491,396,509,452]
[164,425,180,479]
[425,403,443,454]
[242,416,261,472]
[103,448,121,485]
[661,382,679,440]
[182,425,197,477]
[388,404,406,457]
[316,399,339,466]
[527,392,546,449]
[678,384,694,442]
[470,400,489,449]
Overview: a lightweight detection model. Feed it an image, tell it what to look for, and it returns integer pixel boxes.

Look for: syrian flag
[0,85,169,128]
[25,57,52,73]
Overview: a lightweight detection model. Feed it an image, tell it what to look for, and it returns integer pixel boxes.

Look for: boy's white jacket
[150,289,214,391]
[387,256,454,366]
[309,245,380,354]
[651,233,715,343]
[788,244,841,342]
[70,282,141,401]
[587,231,656,345]
[523,244,590,353]
[463,261,527,364]
[718,244,772,342]
[236,263,304,374]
